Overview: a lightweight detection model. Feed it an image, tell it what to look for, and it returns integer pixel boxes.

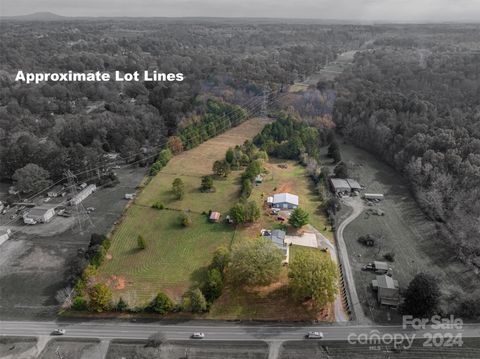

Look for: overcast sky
[2,0,480,22]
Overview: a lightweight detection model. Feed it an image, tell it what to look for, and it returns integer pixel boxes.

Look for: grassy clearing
[97,118,269,306]
[336,142,478,323]
[99,208,234,304]
[207,244,333,321]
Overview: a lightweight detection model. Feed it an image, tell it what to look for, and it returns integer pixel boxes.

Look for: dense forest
[333,32,480,266]
[0,19,374,190]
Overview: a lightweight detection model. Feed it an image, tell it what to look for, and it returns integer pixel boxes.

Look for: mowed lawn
[243,159,332,240]
[99,207,233,304]
[136,117,272,213]
[97,118,270,305]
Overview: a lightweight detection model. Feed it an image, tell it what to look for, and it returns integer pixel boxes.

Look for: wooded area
[0,20,370,188]
[334,29,480,265]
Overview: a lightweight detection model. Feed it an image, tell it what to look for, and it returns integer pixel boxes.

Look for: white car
[306,331,323,339]
[52,329,66,336]
[191,332,205,339]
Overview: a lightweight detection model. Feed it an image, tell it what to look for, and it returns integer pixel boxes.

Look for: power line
[1,93,279,230]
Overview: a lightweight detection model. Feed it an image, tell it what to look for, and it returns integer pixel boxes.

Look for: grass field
[97,118,271,305]
[207,245,333,321]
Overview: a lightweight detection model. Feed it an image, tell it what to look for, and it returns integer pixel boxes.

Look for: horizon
[3,11,480,25]
[2,0,480,23]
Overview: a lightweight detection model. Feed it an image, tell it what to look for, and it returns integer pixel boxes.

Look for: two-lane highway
[1,320,479,342]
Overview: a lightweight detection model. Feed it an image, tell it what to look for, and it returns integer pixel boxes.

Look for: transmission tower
[65,170,94,234]
[260,89,269,117]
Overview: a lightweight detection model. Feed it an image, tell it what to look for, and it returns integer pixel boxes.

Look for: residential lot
[0,167,146,319]
[337,143,478,323]
[96,118,270,306]
[96,119,337,320]
[106,339,269,359]
[206,161,334,321]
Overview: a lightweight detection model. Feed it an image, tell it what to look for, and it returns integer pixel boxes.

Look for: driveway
[335,196,370,324]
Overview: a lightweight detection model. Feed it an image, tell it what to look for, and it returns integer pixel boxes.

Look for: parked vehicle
[362,261,392,275]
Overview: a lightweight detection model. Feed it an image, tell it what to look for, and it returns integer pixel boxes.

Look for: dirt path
[307,224,348,323]
[335,196,370,324]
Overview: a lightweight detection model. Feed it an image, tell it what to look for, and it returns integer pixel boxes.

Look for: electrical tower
[260,89,269,117]
[65,170,94,234]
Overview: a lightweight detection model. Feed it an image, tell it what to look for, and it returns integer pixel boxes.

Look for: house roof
[272,193,299,206]
[330,178,351,190]
[27,206,55,216]
[209,211,221,220]
[0,229,10,236]
[346,178,361,190]
[376,274,396,289]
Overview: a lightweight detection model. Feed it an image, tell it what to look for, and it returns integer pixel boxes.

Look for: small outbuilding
[0,228,11,246]
[372,275,400,307]
[209,211,221,223]
[346,178,362,191]
[330,178,351,195]
[70,184,96,206]
[23,206,56,224]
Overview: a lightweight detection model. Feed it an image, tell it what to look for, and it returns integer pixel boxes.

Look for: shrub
[88,283,112,312]
[72,296,88,311]
[179,213,192,227]
[116,297,129,312]
[201,175,214,192]
[152,201,165,210]
[289,207,309,228]
[202,268,224,302]
[210,246,231,273]
[137,235,147,250]
[358,235,377,247]
[172,178,185,200]
[183,288,207,313]
[383,252,395,262]
[146,292,174,314]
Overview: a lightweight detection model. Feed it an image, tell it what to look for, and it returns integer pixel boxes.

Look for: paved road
[1,320,478,341]
[335,196,369,324]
